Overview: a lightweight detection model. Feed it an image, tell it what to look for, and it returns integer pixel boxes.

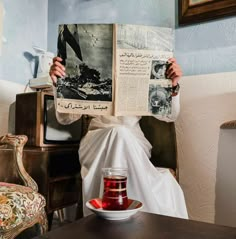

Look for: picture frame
[178,0,236,26]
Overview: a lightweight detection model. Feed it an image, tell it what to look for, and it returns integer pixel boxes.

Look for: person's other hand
[166,58,182,87]
[49,57,66,86]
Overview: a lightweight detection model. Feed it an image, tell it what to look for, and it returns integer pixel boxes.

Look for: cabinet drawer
[49,149,80,177]
[48,176,81,212]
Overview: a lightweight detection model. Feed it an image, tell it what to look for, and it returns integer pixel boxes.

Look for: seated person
[50,57,188,219]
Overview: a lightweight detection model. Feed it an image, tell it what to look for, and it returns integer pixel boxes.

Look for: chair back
[139,116,178,179]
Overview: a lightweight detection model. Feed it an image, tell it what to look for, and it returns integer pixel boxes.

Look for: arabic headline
[117,49,173,77]
[118,50,173,61]
[56,99,113,116]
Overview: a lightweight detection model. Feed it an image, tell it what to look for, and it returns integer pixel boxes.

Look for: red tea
[102,175,128,210]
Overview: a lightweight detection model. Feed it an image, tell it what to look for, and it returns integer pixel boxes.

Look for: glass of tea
[102,167,128,210]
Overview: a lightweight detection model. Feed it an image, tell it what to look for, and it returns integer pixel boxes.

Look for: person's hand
[166,58,182,87]
[49,57,66,86]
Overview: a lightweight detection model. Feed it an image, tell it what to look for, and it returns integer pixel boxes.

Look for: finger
[50,61,66,76]
[168,58,176,64]
[52,61,65,72]
[167,70,182,81]
[166,59,183,80]
[168,73,181,87]
[50,75,58,86]
[166,68,180,86]
[166,65,182,85]
[53,56,63,63]
[166,67,182,77]
[50,61,66,72]
[50,67,65,78]
[171,76,180,87]
[166,64,182,78]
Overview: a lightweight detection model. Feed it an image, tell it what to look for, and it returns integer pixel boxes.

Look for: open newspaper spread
[56,24,174,117]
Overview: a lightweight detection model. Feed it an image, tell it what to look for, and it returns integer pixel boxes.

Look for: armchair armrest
[0,134,38,191]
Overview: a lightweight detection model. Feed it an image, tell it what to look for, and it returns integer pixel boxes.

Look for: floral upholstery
[0,183,46,231]
[0,134,47,239]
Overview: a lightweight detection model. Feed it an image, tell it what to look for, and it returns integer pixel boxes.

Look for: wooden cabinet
[0,146,83,218]
[24,146,82,214]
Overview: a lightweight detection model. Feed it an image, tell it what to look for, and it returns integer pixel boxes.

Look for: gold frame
[178,0,236,26]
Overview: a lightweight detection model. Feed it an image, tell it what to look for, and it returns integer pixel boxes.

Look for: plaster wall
[176,71,236,225]
[175,13,236,225]
[0,79,26,136]
[0,0,48,85]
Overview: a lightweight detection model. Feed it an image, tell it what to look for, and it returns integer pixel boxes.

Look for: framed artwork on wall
[178,0,236,26]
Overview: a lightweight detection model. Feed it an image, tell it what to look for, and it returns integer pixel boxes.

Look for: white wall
[176,71,236,224]
[0,80,28,136]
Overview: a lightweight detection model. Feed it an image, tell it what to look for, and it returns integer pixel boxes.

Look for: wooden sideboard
[0,146,83,227]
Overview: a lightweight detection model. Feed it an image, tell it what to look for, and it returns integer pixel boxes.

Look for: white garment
[79,115,188,219]
[54,90,188,219]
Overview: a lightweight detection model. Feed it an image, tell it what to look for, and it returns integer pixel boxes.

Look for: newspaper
[56,24,174,117]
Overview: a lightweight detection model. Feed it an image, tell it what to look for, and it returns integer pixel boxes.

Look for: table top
[35,212,236,239]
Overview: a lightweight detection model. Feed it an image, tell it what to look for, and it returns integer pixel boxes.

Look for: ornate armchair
[0,134,47,239]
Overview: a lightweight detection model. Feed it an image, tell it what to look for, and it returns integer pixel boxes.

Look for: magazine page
[114,24,174,117]
[55,24,115,116]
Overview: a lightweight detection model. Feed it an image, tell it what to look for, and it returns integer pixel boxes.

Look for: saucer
[86,198,143,220]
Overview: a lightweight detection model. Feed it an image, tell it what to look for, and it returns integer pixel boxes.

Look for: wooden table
[34,212,236,239]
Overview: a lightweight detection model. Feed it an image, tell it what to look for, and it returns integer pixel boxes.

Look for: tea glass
[102,167,128,210]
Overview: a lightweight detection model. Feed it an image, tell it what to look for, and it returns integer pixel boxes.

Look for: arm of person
[50,56,82,125]
[153,58,182,122]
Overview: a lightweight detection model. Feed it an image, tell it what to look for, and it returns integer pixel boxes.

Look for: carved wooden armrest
[0,134,38,191]
[0,134,27,147]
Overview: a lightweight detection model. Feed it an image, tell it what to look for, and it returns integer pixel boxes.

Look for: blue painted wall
[175,16,236,76]
[47,0,175,54]
[0,0,48,84]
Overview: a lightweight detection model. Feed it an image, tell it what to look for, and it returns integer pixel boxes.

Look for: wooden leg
[47,212,54,231]
[75,202,83,220]
[56,209,65,223]
[75,179,83,220]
